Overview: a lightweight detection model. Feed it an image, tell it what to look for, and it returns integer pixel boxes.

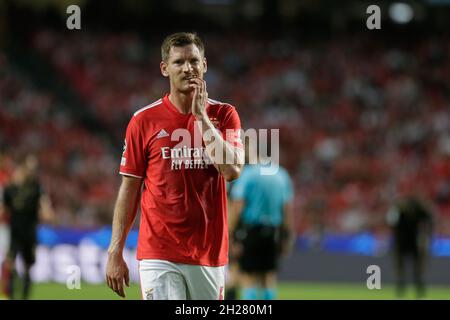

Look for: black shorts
[9,237,36,266]
[238,225,281,273]
[394,237,422,257]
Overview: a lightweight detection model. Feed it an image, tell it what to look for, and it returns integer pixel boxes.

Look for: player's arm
[386,206,400,227]
[281,173,295,256]
[418,201,434,254]
[106,175,142,298]
[190,78,244,182]
[228,173,246,235]
[198,114,244,181]
[229,199,244,235]
[38,194,56,225]
[228,198,244,258]
[281,201,296,256]
[0,203,7,222]
[0,189,11,222]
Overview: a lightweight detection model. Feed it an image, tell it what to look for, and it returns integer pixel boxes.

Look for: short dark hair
[161,32,205,62]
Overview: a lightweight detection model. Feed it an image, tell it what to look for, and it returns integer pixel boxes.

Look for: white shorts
[139,259,225,300]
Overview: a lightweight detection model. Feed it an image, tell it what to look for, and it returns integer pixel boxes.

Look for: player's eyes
[172,59,199,66]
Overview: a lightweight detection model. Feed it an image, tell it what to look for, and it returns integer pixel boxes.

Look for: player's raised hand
[106,252,130,298]
[190,78,208,119]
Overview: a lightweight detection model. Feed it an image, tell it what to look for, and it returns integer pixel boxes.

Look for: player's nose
[182,61,193,72]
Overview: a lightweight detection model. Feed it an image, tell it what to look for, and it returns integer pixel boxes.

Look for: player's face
[13,166,27,185]
[25,155,38,175]
[161,44,207,93]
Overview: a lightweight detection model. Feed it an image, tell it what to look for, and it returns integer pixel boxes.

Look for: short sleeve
[283,170,294,203]
[119,116,147,178]
[221,106,244,149]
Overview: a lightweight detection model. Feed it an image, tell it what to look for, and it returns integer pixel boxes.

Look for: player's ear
[203,57,207,74]
[160,61,169,77]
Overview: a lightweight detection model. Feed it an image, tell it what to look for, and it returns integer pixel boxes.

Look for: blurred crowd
[1,30,449,235]
[0,53,118,227]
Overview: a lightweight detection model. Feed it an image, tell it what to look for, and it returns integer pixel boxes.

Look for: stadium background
[1,0,450,299]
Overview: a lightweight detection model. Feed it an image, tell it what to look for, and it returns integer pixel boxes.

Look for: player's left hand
[106,253,130,298]
[189,78,208,119]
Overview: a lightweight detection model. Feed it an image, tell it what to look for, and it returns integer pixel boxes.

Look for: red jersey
[119,94,243,266]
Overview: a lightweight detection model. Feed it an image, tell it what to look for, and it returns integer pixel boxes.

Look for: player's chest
[11,187,38,210]
[149,118,198,150]
[147,114,222,152]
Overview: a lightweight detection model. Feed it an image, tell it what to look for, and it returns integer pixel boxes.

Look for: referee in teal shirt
[229,162,295,300]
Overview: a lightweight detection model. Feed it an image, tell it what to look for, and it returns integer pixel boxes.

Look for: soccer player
[105,32,244,300]
[387,195,434,299]
[1,155,54,299]
[229,144,295,300]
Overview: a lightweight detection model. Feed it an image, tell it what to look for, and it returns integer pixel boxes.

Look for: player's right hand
[106,252,130,298]
[189,77,208,119]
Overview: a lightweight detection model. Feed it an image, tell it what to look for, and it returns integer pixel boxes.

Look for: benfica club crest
[145,287,154,300]
[122,139,127,155]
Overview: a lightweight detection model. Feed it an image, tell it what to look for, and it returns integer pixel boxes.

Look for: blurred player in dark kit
[1,155,54,299]
[387,194,434,299]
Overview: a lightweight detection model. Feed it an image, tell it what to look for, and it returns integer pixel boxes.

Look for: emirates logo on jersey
[161,146,212,170]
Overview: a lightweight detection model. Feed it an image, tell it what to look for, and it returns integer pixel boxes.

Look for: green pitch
[2,282,449,300]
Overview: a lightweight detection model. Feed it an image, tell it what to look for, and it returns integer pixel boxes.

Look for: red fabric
[120,94,242,266]
[1,260,10,298]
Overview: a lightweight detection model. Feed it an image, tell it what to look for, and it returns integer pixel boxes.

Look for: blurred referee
[229,143,295,300]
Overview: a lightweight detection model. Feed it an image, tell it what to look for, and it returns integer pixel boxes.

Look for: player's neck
[168,91,193,115]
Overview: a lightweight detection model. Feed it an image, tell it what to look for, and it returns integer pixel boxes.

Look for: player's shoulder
[278,166,292,181]
[3,183,13,194]
[5,182,17,190]
[271,165,290,183]
[278,166,289,176]
[132,98,164,119]
[207,98,236,111]
[241,165,260,180]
